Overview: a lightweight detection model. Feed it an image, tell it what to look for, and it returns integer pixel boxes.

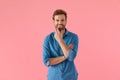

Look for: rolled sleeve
[66,35,79,61]
[42,36,50,67]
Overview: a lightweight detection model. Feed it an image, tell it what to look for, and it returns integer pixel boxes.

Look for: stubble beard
[56,24,65,32]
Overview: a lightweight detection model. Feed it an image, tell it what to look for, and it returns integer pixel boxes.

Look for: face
[53,14,67,31]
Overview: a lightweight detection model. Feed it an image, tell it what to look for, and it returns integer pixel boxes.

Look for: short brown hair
[52,9,67,20]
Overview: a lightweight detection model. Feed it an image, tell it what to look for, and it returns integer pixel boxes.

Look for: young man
[42,9,79,80]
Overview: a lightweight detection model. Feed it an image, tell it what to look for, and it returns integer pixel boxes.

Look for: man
[42,9,79,80]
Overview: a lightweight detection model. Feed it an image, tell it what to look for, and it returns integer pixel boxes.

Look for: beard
[56,24,65,32]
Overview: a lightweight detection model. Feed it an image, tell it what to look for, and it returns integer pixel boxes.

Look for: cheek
[54,21,58,25]
[63,22,66,25]
[63,21,66,24]
[54,23,58,27]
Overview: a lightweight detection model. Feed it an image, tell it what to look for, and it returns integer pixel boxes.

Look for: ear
[53,19,55,22]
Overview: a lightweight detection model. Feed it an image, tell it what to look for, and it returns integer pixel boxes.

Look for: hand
[54,28,64,42]
[68,44,74,50]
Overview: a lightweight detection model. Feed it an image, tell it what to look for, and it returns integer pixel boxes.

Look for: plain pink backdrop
[0,0,120,80]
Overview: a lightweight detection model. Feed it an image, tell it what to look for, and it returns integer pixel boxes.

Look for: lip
[58,27,64,31]
[58,25,63,28]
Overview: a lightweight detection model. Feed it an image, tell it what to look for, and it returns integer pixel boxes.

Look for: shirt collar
[64,28,69,36]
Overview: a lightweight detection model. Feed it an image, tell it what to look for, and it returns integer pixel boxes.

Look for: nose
[58,21,63,24]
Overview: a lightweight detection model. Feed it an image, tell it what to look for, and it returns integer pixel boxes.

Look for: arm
[58,35,79,61]
[42,36,66,67]
[49,56,66,66]
[58,39,69,58]
[43,45,66,66]
[54,28,79,61]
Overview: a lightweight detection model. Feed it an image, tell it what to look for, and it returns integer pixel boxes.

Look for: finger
[69,44,74,47]
[56,28,61,34]
[68,44,74,49]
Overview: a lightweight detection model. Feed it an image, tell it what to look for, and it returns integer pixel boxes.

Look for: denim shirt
[42,29,79,80]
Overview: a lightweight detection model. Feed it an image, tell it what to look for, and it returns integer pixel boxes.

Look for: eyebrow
[56,19,65,20]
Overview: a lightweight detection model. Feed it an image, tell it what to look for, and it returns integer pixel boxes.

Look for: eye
[56,20,59,22]
[61,19,64,21]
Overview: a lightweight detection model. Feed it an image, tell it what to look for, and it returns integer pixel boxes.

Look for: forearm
[49,56,66,66]
[58,39,69,58]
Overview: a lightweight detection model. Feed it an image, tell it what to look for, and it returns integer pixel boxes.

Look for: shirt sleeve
[42,36,50,67]
[66,35,79,61]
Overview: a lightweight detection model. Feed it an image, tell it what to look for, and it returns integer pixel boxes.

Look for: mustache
[57,24,65,27]
[56,24,65,31]
[58,28,64,31]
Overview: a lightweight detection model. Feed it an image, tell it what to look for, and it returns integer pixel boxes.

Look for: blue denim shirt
[42,29,79,80]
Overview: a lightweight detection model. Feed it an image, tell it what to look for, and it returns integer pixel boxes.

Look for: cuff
[45,60,50,67]
[66,49,74,61]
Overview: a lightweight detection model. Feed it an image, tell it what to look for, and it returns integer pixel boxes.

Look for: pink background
[0,0,120,80]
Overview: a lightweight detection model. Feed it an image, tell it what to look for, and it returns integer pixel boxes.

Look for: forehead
[54,14,66,20]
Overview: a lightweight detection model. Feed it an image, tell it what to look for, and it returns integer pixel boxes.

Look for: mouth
[58,28,62,32]
[58,24,64,27]
[57,24,65,31]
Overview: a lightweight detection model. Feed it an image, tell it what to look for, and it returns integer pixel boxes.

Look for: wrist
[63,55,67,60]
[58,39,63,43]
